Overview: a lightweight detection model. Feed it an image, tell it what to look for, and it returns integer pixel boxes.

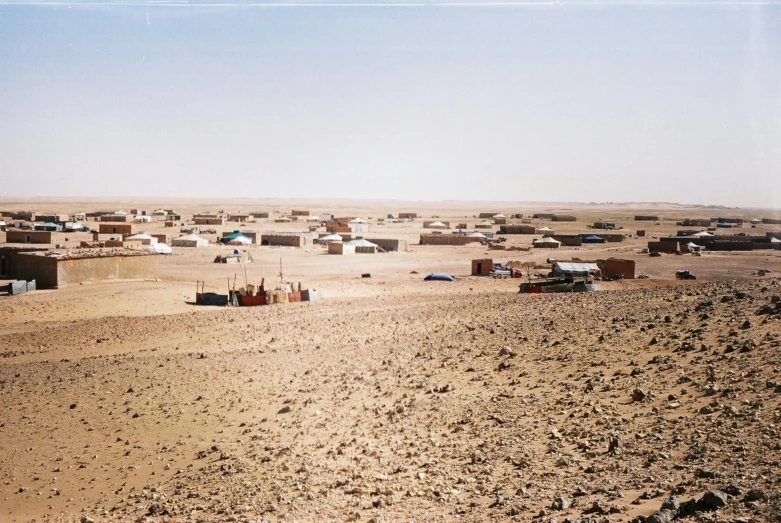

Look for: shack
[472,258,493,276]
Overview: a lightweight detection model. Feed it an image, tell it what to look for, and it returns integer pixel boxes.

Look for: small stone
[632,389,646,402]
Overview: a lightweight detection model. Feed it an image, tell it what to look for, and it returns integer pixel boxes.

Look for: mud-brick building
[0,246,49,279]
[98,223,136,236]
[6,230,61,244]
[14,249,159,289]
[471,258,493,276]
[260,233,308,247]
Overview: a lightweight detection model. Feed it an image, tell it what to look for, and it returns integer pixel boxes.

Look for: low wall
[261,234,307,247]
[58,255,158,287]
[6,230,56,244]
[15,254,59,288]
[366,238,408,252]
[499,225,535,234]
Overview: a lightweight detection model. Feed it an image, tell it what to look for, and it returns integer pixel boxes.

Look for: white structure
[152,209,167,216]
[172,234,209,247]
[134,215,152,223]
[427,221,448,230]
[349,218,370,233]
[316,233,343,244]
[144,243,172,254]
[125,233,158,245]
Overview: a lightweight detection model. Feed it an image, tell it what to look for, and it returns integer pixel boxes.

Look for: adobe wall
[98,223,135,235]
[420,235,471,246]
[15,254,59,289]
[57,255,159,288]
[648,241,679,254]
[6,230,55,244]
[261,234,306,247]
[398,213,417,219]
[478,213,499,219]
[499,225,535,234]
[0,247,48,278]
[600,259,635,279]
[366,238,408,252]
[551,235,582,247]
[472,259,492,276]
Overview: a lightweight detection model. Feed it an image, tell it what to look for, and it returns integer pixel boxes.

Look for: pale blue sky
[1,1,779,207]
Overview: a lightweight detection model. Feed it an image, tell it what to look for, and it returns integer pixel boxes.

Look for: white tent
[468,232,486,238]
[534,236,561,248]
[152,209,167,216]
[172,233,209,247]
[349,218,367,224]
[428,221,448,229]
[114,210,127,215]
[316,233,343,244]
[771,237,781,243]
[492,214,506,218]
[226,235,252,245]
[537,226,553,231]
[126,233,158,245]
[348,238,378,247]
[134,215,152,223]
[693,231,713,237]
[144,243,172,254]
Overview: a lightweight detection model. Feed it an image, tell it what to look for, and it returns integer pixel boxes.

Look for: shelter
[34,222,63,232]
[348,238,379,253]
[172,234,209,247]
[125,233,158,246]
[533,237,561,249]
[328,242,355,255]
[474,221,493,229]
[134,215,152,223]
[348,218,370,233]
[220,232,252,245]
[472,258,492,276]
[693,231,713,237]
[582,234,606,244]
[144,243,172,254]
[152,209,167,216]
[553,262,600,278]
[315,233,343,244]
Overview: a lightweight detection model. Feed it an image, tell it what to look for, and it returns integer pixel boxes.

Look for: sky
[0,1,780,207]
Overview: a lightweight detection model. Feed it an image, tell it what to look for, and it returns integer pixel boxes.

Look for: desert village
[1,199,781,522]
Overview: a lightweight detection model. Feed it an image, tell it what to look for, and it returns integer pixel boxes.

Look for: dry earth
[1,200,781,523]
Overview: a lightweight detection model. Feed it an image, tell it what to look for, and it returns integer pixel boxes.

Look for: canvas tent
[144,243,172,254]
[693,231,713,237]
[553,262,600,278]
[220,232,252,245]
[152,209,167,216]
[134,215,152,223]
[348,238,379,253]
[582,234,606,244]
[427,221,448,229]
[172,233,209,247]
[316,233,343,244]
[533,237,561,248]
[126,233,158,245]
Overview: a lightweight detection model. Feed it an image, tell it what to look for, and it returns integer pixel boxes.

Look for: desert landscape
[1,199,781,523]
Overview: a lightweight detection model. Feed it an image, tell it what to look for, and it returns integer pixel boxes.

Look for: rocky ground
[1,278,781,522]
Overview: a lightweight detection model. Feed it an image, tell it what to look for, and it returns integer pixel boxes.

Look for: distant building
[98,223,136,236]
[552,215,576,222]
[635,215,659,221]
[6,230,60,244]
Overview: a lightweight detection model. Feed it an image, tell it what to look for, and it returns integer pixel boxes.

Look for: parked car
[490,268,511,279]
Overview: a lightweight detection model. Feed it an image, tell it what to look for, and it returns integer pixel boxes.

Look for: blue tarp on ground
[424,274,455,282]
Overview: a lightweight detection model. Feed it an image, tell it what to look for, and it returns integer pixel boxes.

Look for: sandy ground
[1,200,781,522]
